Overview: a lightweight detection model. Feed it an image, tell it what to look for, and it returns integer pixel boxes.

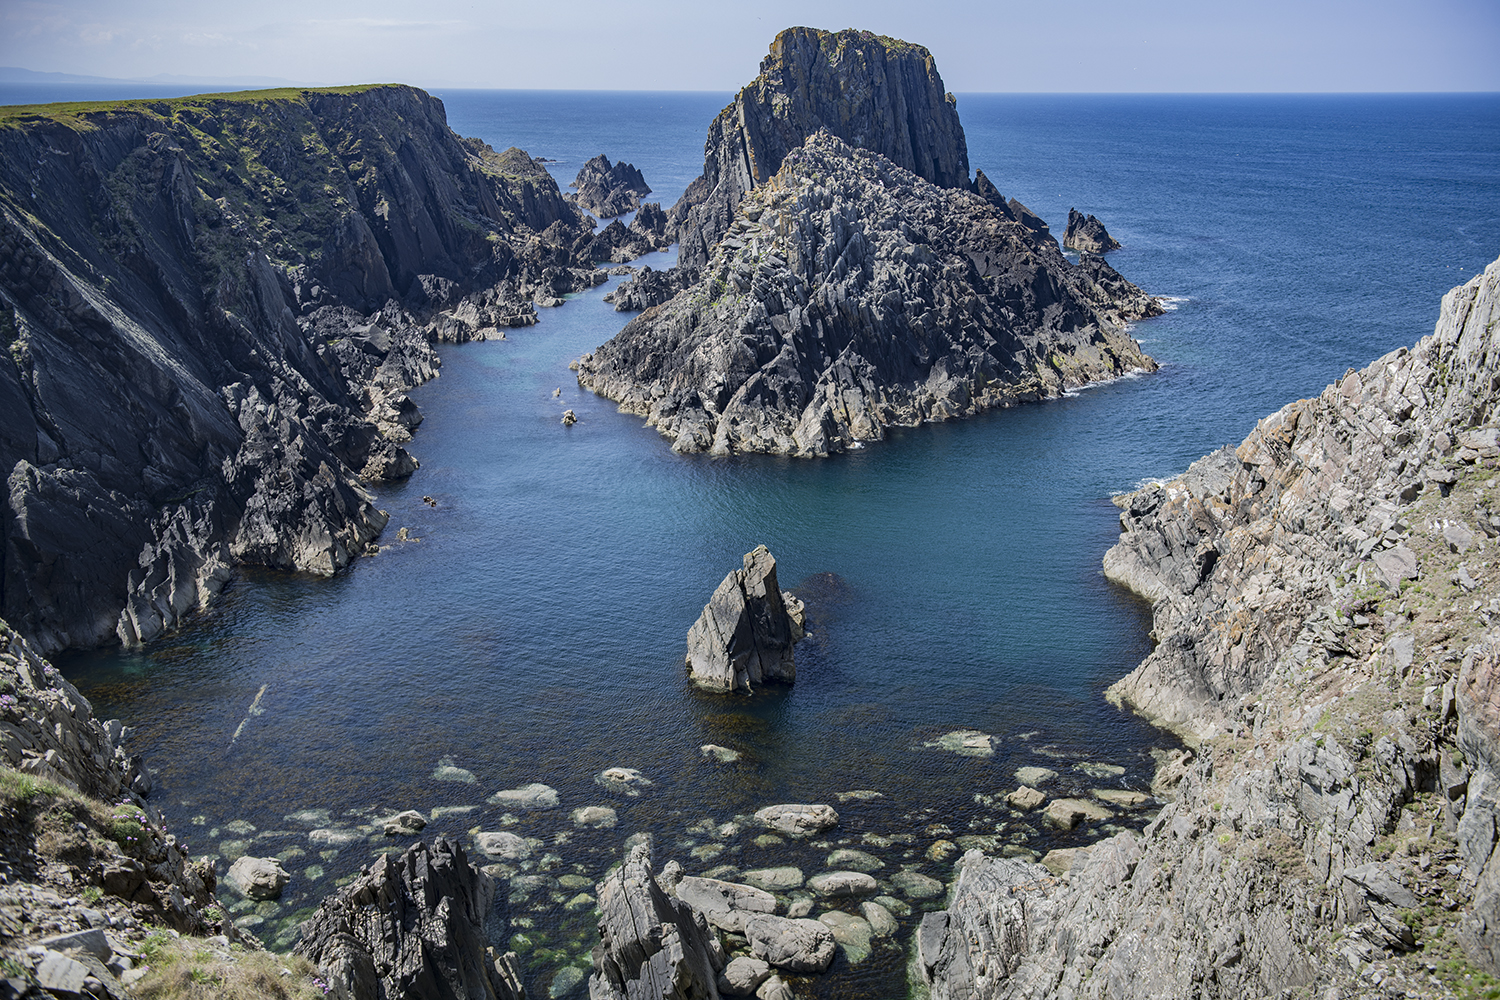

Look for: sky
[3,0,1498,93]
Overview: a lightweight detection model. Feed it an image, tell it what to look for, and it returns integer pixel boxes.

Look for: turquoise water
[58,91,1500,997]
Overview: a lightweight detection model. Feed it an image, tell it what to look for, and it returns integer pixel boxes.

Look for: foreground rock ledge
[919,257,1500,998]
[686,545,806,692]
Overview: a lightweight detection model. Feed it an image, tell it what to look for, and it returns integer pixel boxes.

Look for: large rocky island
[577,28,1161,457]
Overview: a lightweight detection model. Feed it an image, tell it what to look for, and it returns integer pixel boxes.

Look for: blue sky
[3,0,1498,92]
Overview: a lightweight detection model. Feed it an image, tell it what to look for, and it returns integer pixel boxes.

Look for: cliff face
[919,258,1500,998]
[579,132,1158,457]
[0,85,596,653]
[671,26,970,272]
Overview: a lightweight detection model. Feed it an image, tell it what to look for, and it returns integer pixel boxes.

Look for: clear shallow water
[55,91,1500,997]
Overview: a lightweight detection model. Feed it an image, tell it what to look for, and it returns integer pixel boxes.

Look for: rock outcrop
[0,85,597,653]
[576,202,673,265]
[589,842,726,1000]
[918,258,1500,998]
[670,27,971,273]
[295,837,525,1000]
[571,154,652,218]
[580,132,1159,456]
[1062,209,1121,253]
[685,546,806,692]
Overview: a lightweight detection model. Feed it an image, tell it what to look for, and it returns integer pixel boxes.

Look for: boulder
[1043,798,1114,830]
[1005,786,1046,811]
[296,837,523,1000]
[745,914,837,973]
[596,766,653,796]
[807,871,878,898]
[687,547,803,692]
[589,842,725,1000]
[740,867,804,892]
[228,856,290,900]
[1062,209,1122,253]
[718,956,772,996]
[818,910,874,963]
[488,782,560,810]
[477,831,532,860]
[572,805,618,829]
[675,875,778,933]
[753,803,838,837]
[383,810,427,835]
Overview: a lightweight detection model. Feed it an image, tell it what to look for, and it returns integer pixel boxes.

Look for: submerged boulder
[686,546,806,692]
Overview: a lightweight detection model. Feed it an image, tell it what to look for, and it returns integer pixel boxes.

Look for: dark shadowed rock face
[295,837,524,1000]
[685,545,805,692]
[0,85,596,653]
[571,154,653,218]
[671,27,971,272]
[580,132,1158,457]
[1063,209,1122,253]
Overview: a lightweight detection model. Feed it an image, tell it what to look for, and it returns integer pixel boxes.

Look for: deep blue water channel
[49,90,1500,998]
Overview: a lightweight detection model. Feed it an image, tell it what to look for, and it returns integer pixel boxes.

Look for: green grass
[0,84,395,124]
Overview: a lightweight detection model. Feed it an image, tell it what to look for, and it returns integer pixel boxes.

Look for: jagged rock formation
[685,546,806,692]
[918,258,1500,998]
[295,837,525,1000]
[603,261,690,313]
[579,132,1158,456]
[1063,209,1121,253]
[589,842,726,1000]
[571,154,652,218]
[0,85,597,653]
[670,27,971,273]
[576,202,672,265]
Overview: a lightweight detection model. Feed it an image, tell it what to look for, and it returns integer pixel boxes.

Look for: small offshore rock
[561,409,577,426]
[891,869,945,900]
[825,848,884,872]
[595,766,653,796]
[432,757,477,783]
[687,546,802,692]
[819,910,874,964]
[228,856,290,900]
[862,900,899,937]
[741,866,804,892]
[754,803,838,837]
[1063,208,1122,253]
[1014,766,1058,786]
[383,810,427,835]
[477,831,532,860]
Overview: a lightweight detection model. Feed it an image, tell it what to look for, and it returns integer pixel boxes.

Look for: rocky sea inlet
[25,88,1500,998]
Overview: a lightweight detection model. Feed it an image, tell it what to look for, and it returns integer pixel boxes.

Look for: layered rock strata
[295,837,525,1000]
[919,259,1500,998]
[1063,209,1121,253]
[685,545,806,692]
[571,154,652,218]
[670,27,971,273]
[589,842,726,1000]
[580,132,1158,456]
[0,85,596,653]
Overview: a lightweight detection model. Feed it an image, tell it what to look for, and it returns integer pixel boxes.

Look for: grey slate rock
[686,546,802,692]
[1063,208,1122,253]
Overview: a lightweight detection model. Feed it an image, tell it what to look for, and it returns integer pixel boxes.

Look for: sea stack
[578,27,1161,458]
[1063,208,1123,252]
[571,154,652,218]
[686,545,806,692]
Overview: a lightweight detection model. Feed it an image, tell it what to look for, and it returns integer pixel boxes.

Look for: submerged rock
[489,782,560,810]
[687,546,804,692]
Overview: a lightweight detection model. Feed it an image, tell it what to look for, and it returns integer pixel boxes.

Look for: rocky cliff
[578,132,1158,457]
[670,27,971,273]
[919,258,1500,998]
[0,85,597,654]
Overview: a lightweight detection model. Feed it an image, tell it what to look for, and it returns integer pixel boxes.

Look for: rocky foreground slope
[918,257,1500,998]
[0,85,610,654]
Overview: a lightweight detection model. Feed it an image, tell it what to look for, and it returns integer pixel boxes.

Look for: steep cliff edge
[919,258,1500,998]
[0,85,596,653]
[579,132,1158,456]
[670,26,971,274]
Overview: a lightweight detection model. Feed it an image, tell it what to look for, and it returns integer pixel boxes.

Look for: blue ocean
[30,86,1500,997]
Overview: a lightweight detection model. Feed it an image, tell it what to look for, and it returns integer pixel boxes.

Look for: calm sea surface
[36,88,1500,997]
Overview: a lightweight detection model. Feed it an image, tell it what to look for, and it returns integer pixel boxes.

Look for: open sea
[16,84,1500,997]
